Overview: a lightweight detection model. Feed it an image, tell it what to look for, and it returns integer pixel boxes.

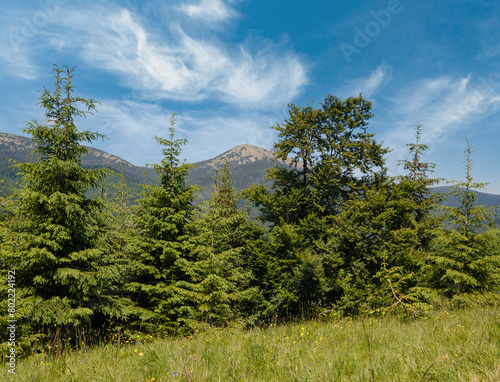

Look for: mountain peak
[221,144,276,163]
[199,144,277,168]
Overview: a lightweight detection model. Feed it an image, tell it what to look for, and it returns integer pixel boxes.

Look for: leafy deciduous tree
[247,94,389,227]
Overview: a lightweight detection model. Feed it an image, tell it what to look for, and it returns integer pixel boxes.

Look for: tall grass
[6,306,500,381]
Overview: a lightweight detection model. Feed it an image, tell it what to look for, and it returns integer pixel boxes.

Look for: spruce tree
[127,114,197,327]
[397,123,442,222]
[175,161,258,328]
[4,66,131,350]
[424,140,500,302]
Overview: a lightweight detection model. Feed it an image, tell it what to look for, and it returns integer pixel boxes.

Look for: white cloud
[0,45,36,80]
[390,74,499,135]
[0,14,37,80]
[218,47,307,106]
[49,4,307,109]
[179,0,236,22]
[377,73,500,174]
[339,62,391,98]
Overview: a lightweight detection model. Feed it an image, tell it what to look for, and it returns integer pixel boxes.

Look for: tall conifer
[4,66,130,349]
[128,114,197,325]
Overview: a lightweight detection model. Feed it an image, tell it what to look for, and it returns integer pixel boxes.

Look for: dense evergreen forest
[1,66,499,356]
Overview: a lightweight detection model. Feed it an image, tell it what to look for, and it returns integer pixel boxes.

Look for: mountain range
[1,132,499,224]
[0,132,285,202]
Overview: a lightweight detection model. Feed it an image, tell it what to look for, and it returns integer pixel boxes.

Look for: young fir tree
[4,66,133,349]
[397,123,442,223]
[175,161,258,328]
[424,140,500,303]
[108,164,136,249]
[127,114,197,327]
[320,175,423,314]
[387,124,443,306]
[99,165,153,329]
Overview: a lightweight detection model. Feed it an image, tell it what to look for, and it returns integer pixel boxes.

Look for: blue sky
[1,0,499,193]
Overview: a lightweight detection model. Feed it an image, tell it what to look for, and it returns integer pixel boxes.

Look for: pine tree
[3,66,132,350]
[424,140,500,302]
[127,114,197,327]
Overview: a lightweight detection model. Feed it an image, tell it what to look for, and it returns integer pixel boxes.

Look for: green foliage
[100,165,154,328]
[175,161,260,328]
[2,76,500,359]
[243,94,391,319]
[105,164,138,253]
[397,123,443,222]
[127,114,198,324]
[423,140,500,299]
[318,126,442,315]
[322,177,425,313]
[1,66,136,352]
[247,216,330,319]
[247,94,388,227]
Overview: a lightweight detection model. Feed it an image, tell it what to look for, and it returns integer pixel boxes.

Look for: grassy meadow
[5,306,500,381]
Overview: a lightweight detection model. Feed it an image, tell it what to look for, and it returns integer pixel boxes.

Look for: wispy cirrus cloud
[478,44,500,60]
[388,75,499,135]
[339,62,392,98]
[178,0,236,23]
[47,2,307,109]
[0,5,39,80]
[0,41,36,80]
[0,0,307,109]
[377,72,500,173]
